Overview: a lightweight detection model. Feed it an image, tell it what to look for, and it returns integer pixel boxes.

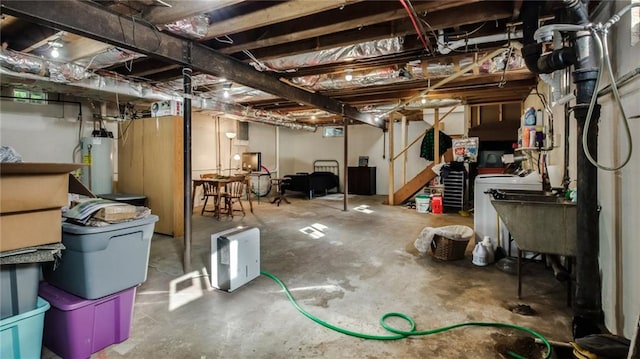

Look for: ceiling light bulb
[311,115,317,120]
[225,132,236,139]
[51,47,59,58]
[223,89,229,98]
[345,70,353,81]
[421,97,427,104]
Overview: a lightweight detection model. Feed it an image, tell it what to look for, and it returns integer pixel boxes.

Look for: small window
[323,126,344,137]
[30,91,47,105]
[11,89,48,104]
[13,89,30,103]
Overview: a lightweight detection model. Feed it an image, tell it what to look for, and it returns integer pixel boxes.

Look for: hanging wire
[498,47,513,88]
[214,35,234,44]
[420,18,485,54]
[399,0,431,52]
[404,0,433,54]
[448,22,487,40]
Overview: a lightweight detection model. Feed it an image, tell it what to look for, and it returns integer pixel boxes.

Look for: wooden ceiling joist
[218,0,479,55]
[244,2,513,61]
[143,0,243,25]
[201,0,361,41]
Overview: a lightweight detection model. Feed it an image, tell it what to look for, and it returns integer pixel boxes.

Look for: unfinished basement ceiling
[0,0,552,127]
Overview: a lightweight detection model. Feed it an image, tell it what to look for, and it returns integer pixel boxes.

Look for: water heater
[80,136,113,195]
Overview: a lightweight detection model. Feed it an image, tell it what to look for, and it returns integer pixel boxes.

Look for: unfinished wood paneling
[119,116,184,237]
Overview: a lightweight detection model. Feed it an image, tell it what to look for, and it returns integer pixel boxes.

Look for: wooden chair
[220,175,246,218]
[200,173,219,216]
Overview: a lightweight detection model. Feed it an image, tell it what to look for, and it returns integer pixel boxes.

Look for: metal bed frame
[313,159,340,193]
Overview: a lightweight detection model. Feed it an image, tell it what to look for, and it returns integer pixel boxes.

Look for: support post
[182,41,193,274]
[343,115,349,211]
[434,108,440,164]
[183,64,193,274]
[387,114,396,205]
[401,115,407,185]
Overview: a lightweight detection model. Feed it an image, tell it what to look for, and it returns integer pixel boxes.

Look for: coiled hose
[261,270,551,359]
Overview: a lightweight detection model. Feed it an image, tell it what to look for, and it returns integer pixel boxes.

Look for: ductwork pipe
[438,30,523,55]
[1,51,316,131]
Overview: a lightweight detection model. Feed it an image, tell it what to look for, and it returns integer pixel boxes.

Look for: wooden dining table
[191,176,253,218]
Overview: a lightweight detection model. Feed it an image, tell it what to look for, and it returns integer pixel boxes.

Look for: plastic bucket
[415,195,430,213]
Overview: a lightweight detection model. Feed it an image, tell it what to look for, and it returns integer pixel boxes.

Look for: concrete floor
[43,194,573,358]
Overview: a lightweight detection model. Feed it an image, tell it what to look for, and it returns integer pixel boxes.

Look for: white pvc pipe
[439,31,523,55]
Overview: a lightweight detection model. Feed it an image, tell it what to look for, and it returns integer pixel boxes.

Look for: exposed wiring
[420,19,484,54]
[399,0,431,52]
[214,35,234,44]
[212,34,281,73]
[261,270,552,359]
[404,0,433,54]
[533,86,554,149]
[448,22,487,40]
[498,47,513,87]
[581,21,634,171]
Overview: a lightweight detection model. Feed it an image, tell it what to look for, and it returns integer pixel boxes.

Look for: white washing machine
[473,172,542,255]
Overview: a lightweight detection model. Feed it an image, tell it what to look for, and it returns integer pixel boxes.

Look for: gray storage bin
[0,263,40,320]
[43,215,158,299]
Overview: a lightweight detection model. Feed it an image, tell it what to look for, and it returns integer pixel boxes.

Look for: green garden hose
[261,270,551,359]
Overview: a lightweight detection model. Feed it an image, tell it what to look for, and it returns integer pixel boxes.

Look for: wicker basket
[429,235,469,261]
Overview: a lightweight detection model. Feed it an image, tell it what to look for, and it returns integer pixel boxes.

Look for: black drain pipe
[521,0,603,337]
[566,0,603,336]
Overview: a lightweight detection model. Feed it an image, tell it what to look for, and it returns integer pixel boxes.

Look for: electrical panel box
[150,100,183,117]
[210,227,260,292]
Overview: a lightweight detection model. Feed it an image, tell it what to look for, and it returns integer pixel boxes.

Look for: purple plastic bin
[38,282,136,359]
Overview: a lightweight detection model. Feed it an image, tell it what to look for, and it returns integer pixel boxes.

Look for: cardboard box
[0,209,62,252]
[0,163,83,252]
[0,163,83,214]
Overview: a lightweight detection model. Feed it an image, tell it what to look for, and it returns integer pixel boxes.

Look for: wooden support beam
[202,0,357,40]
[144,0,242,25]
[401,115,407,185]
[387,113,397,205]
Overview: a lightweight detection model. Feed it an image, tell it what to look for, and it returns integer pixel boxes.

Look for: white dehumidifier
[210,227,260,292]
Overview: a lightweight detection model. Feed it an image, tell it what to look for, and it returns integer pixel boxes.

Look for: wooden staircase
[385,148,453,205]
